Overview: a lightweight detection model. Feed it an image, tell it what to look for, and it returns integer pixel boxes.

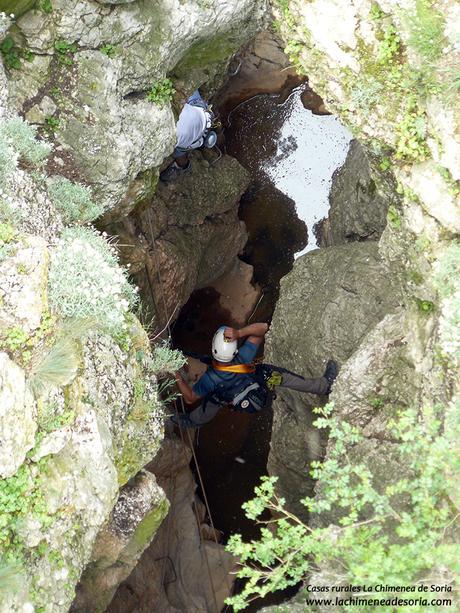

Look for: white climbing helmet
[212,326,238,363]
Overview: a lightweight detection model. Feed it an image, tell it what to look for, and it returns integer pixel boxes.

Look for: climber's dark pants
[188,364,329,426]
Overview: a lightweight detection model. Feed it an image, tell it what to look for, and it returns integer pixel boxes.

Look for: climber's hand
[224,327,239,342]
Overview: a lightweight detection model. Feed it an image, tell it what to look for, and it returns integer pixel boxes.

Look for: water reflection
[226,85,352,256]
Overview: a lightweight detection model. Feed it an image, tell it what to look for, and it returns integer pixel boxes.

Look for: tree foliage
[226,402,460,611]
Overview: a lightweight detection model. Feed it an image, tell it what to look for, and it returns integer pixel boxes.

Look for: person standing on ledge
[160,89,214,182]
[172,323,338,428]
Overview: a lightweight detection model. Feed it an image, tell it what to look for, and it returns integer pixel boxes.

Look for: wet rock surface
[216,29,303,120]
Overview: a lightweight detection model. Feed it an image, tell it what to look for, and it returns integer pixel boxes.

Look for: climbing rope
[145,212,233,612]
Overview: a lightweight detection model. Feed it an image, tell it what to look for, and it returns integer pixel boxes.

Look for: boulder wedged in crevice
[265,241,401,519]
[105,151,251,332]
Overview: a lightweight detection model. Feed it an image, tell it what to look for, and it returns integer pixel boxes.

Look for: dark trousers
[188,364,328,426]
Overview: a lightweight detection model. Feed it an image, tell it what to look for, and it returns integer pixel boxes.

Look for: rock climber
[172,323,338,428]
[160,89,217,182]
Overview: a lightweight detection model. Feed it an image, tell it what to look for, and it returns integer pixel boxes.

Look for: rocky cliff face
[6,0,267,217]
[106,151,250,330]
[0,1,267,610]
[265,0,459,602]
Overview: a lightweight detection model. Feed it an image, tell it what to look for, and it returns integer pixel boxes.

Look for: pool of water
[225,84,352,256]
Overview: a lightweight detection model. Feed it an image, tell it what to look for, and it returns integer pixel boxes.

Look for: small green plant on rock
[0,222,15,244]
[147,78,175,105]
[416,298,435,314]
[100,43,116,58]
[0,36,28,70]
[147,341,186,375]
[377,24,401,64]
[437,166,460,197]
[403,0,446,62]
[387,205,402,229]
[44,115,60,135]
[0,458,54,560]
[54,40,78,66]
[1,326,28,353]
[29,337,79,397]
[0,117,51,165]
[394,96,430,162]
[36,400,75,433]
[369,2,385,21]
[39,0,53,13]
[47,176,103,224]
[369,396,384,409]
[379,156,391,171]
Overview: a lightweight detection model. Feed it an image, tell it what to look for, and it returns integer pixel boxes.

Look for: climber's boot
[160,160,191,182]
[170,413,201,429]
[323,360,339,394]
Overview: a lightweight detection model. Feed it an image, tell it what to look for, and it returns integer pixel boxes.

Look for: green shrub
[226,402,460,611]
[0,130,17,189]
[403,0,446,62]
[147,341,186,375]
[47,176,103,224]
[0,117,51,165]
[48,227,138,334]
[147,78,175,105]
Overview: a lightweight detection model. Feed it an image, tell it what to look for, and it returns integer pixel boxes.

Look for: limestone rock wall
[1,1,267,608]
[265,0,460,601]
[0,21,162,612]
[327,139,399,245]
[5,0,267,217]
[265,241,400,518]
[0,215,167,612]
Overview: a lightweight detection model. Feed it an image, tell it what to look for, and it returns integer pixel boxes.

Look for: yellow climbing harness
[212,361,256,374]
